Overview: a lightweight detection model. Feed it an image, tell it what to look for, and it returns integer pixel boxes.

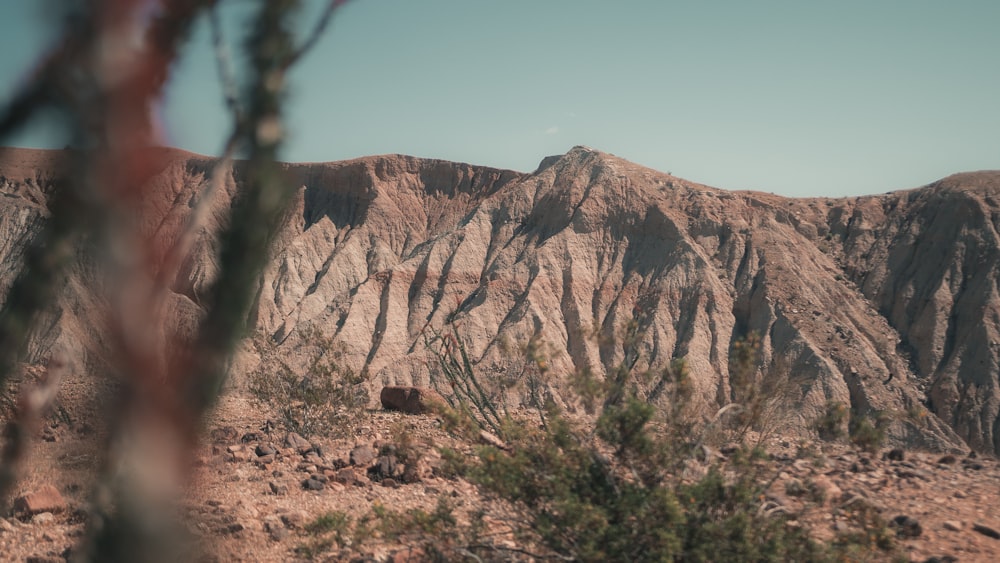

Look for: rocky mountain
[0,146,997,454]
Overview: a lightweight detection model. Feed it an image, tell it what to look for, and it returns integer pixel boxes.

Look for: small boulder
[885,448,904,462]
[369,454,404,481]
[333,468,367,487]
[14,485,66,515]
[263,516,288,541]
[380,386,445,415]
[302,478,325,491]
[280,510,309,529]
[349,445,377,467]
[478,430,508,450]
[890,515,922,538]
[285,432,313,454]
[30,512,55,525]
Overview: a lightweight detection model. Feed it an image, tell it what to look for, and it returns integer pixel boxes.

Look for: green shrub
[849,410,889,453]
[816,400,848,441]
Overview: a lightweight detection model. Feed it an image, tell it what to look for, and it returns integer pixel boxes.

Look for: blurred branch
[208,2,242,122]
[286,0,350,68]
[183,0,303,420]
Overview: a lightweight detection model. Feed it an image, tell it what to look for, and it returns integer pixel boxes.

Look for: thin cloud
[545,126,560,135]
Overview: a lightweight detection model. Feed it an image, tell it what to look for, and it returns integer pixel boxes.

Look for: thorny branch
[0,0,351,560]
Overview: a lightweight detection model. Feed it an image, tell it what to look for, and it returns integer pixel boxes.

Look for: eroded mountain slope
[1,146,997,453]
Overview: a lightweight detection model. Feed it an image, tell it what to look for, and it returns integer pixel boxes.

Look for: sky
[1,0,998,197]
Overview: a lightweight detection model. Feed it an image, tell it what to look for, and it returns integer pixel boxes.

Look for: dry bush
[248,328,369,438]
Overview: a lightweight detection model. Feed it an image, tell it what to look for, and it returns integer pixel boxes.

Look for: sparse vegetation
[816,400,849,441]
[849,409,890,453]
[248,327,369,437]
[419,318,898,561]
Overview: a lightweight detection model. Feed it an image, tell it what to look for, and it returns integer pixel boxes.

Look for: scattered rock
[14,485,66,515]
[227,446,251,462]
[381,478,400,489]
[379,386,445,415]
[280,510,309,529]
[0,519,16,533]
[972,523,1000,540]
[263,516,288,541]
[942,520,963,531]
[30,512,55,526]
[885,448,905,462]
[390,547,427,562]
[285,432,313,454]
[220,522,244,535]
[937,454,958,465]
[890,515,922,538]
[302,478,325,491]
[332,468,367,487]
[255,454,275,466]
[478,430,508,450]
[369,454,404,481]
[268,481,288,496]
[350,444,377,467]
[255,444,276,457]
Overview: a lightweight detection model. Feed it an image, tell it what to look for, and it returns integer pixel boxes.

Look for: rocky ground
[1,391,998,562]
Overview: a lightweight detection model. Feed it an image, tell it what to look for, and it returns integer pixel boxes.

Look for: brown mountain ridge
[0,145,997,454]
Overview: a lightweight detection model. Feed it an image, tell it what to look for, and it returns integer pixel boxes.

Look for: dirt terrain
[1,391,999,562]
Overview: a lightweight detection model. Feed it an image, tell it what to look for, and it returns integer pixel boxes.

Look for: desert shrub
[721,332,803,447]
[424,327,509,436]
[429,320,842,561]
[293,510,352,560]
[248,328,368,437]
[849,410,889,453]
[816,400,849,441]
[832,499,896,555]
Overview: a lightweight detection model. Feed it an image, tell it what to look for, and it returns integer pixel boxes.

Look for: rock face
[1,146,998,453]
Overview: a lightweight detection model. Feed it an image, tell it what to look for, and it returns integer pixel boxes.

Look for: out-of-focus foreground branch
[0,1,348,561]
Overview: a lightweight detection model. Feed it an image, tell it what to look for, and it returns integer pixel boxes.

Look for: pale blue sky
[1,1,998,197]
